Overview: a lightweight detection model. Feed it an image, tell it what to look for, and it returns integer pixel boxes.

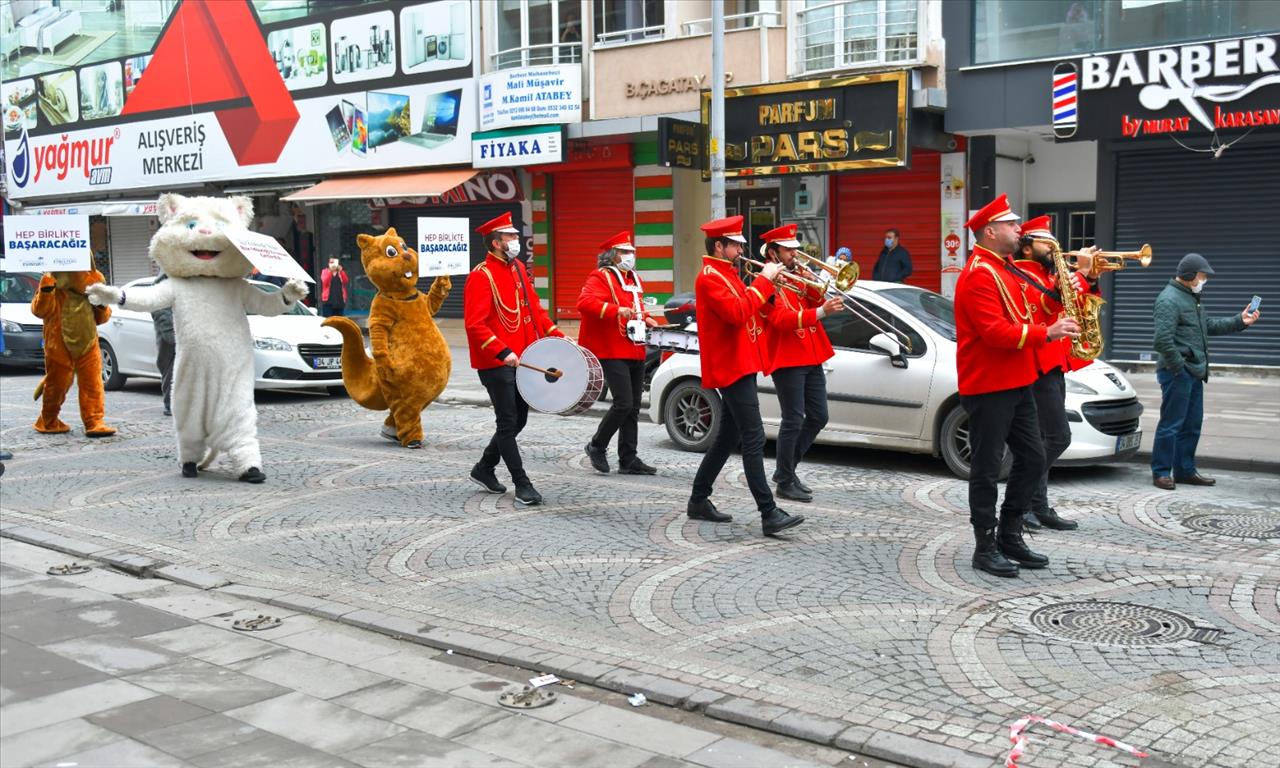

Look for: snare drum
[516,337,604,416]
[644,326,700,354]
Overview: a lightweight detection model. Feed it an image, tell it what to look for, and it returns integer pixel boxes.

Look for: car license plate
[313,356,340,370]
[1116,431,1141,452]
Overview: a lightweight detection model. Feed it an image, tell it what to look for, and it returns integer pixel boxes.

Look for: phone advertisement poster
[417,217,469,277]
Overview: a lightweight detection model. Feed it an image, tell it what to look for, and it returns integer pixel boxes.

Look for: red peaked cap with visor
[1020,215,1056,243]
[476,211,520,235]
[598,231,636,252]
[700,215,748,243]
[964,193,1020,233]
[759,223,801,248]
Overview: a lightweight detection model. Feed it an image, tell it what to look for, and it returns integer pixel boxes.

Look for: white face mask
[617,251,636,271]
[505,239,521,258]
[1191,278,1205,294]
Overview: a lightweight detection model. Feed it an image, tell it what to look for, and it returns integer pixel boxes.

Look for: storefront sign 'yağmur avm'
[701,71,908,177]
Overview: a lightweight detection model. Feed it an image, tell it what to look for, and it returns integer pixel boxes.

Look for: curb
[1,525,997,768]
[1129,450,1280,476]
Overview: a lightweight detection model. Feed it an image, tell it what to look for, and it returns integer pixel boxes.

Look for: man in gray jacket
[151,273,176,417]
[1150,253,1259,490]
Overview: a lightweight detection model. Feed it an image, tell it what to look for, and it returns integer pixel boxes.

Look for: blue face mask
[884,238,894,248]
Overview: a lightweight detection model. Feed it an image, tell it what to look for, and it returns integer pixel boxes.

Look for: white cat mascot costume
[87,194,307,483]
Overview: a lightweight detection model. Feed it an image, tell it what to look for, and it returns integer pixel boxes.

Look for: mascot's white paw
[86,284,122,307]
[281,279,308,304]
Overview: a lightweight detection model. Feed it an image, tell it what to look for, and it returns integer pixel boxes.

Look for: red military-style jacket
[758,278,833,376]
[464,252,562,370]
[1012,258,1099,375]
[695,255,776,390]
[576,266,647,361]
[953,245,1051,396]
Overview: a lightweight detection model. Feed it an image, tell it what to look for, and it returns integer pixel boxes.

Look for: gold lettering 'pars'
[746,127,856,165]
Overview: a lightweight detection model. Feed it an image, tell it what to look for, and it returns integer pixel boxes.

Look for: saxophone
[1046,239,1106,361]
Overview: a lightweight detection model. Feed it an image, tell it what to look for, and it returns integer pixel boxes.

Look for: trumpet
[739,255,829,294]
[792,251,860,293]
[1067,244,1152,272]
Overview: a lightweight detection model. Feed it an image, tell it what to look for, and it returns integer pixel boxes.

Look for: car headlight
[253,337,293,351]
[1,318,22,333]
[1064,378,1097,395]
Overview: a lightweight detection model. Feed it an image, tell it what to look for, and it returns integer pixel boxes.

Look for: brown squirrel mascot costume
[31,269,117,437]
[324,227,452,448]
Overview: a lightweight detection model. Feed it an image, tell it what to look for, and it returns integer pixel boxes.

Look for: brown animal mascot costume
[324,227,452,448]
[31,269,116,437]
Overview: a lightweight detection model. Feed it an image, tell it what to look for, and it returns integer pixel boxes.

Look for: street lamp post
[710,0,726,219]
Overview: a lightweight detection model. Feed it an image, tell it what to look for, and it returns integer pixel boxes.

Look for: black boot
[1022,511,1042,531]
[618,458,657,475]
[470,464,506,494]
[514,483,543,506]
[761,508,804,536]
[239,467,266,484]
[181,462,198,478]
[998,517,1049,569]
[584,442,610,474]
[687,499,732,522]
[792,476,813,494]
[776,482,812,503]
[972,528,1019,577]
[1034,507,1078,531]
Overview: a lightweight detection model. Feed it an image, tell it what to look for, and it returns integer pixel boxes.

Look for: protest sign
[2,214,92,271]
[223,229,314,283]
[417,217,470,277]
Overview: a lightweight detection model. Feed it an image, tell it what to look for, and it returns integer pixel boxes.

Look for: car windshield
[251,283,313,316]
[874,287,957,341]
[0,273,41,303]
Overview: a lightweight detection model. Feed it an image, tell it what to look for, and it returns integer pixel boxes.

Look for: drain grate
[1029,602,1221,646]
[1181,513,1280,539]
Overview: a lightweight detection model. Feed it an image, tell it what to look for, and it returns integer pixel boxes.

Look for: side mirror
[869,332,908,368]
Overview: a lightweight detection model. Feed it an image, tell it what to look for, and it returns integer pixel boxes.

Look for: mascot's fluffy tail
[322,317,387,410]
[32,376,46,400]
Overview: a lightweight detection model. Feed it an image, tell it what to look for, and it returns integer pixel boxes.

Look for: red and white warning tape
[1007,715,1150,767]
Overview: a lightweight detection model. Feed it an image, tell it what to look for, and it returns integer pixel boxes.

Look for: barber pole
[1052,63,1079,139]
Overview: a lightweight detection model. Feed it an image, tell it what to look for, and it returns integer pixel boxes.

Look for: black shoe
[181,462,198,478]
[239,467,266,484]
[470,464,506,494]
[761,508,804,536]
[514,484,543,506]
[406,440,424,449]
[1022,511,1043,531]
[997,517,1049,569]
[0,450,12,461]
[972,528,1019,577]
[776,482,812,503]
[792,476,813,494]
[1034,507,1078,531]
[1175,473,1215,486]
[687,499,732,522]
[584,443,610,474]
[162,408,172,416]
[618,458,657,475]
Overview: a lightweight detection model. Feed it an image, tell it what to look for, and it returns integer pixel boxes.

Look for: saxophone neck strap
[1003,260,1062,305]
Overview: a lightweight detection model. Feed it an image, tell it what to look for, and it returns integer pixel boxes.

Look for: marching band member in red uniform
[687,215,804,536]
[756,224,843,502]
[577,230,660,476]
[954,195,1080,577]
[464,211,564,507]
[1012,216,1100,532]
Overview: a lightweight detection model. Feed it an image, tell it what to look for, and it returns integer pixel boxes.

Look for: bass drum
[516,337,603,416]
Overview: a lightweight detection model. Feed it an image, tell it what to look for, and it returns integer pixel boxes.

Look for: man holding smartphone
[1151,253,1261,490]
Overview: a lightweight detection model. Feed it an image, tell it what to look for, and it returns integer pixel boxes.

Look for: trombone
[1067,244,1152,272]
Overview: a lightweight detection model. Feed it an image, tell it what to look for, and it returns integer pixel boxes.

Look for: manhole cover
[1028,602,1221,646]
[1181,513,1280,539]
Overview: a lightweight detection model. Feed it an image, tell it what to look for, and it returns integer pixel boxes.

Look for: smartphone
[1248,295,1262,314]
[351,105,367,157]
[325,104,350,152]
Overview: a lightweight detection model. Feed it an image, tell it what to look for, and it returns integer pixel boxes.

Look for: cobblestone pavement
[2,372,1278,767]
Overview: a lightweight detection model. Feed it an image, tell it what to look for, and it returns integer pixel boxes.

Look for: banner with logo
[417,217,469,276]
[478,64,582,131]
[472,125,563,168]
[2,0,478,201]
[2,214,92,271]
[1053,33,1280,142]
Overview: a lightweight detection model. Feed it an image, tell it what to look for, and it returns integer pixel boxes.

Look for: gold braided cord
[973,259,1034,323]
[478,264,524,333]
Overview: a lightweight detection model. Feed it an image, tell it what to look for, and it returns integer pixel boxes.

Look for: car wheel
[100,341,127,391]
[663,379,721,452]
[326,385,347,397]
[939,406,1012,481]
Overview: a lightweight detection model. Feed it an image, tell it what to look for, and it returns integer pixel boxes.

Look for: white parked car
[0,272,46,369]
[96,276,347,393]
[648,281,1143,479]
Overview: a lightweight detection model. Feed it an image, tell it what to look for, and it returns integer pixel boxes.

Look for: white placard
[417,217,470,276]
[2,214,92,271]
[223,229,315,283]
[479,64,581,131]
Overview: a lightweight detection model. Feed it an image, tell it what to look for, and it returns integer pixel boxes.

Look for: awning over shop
[16,200,159,216]
[282,169,478,202]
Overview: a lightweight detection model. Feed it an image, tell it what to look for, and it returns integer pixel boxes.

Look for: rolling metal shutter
[550,168,635,320]
[1108,143,1280,367]
[834,150,940,293]
[107,216,158,284]
[388,203,523,319]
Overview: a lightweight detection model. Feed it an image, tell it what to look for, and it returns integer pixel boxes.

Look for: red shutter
[551,168,634,320]
[834,150,940,293]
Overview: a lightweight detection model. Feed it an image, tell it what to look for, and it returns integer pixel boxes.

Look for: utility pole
[710,0,726,219]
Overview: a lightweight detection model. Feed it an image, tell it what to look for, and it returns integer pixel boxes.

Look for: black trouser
[1030,368,1071,515]
[591,358,644,464]
[156,336,175,411]
[770,364,829,486]
[477,365,530,486]
[959,385,1045,533]
[690,374,776,515]
[322,302,345,317]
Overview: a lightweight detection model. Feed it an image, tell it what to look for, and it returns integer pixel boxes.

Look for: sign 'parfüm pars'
[701,71,908,177]
[657,118,705,170]
[1055,33,1280,141]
